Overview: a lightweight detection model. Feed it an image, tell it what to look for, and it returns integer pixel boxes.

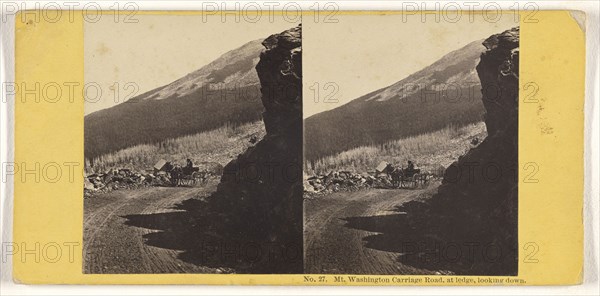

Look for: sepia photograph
[83,14,302,274]
[303,14,519,275]
[3,1,592,291]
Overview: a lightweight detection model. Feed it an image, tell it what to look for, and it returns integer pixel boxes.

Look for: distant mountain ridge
[304,39,488,163]
[126,39,264,103]
[85,39,266,161]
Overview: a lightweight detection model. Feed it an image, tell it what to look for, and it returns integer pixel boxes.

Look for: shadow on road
[343,206,492,274]
[122,196,300,274]
[342,201,515,275]
[341,205,459,274]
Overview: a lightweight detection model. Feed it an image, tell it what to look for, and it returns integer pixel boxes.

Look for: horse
[385,163,427,189]
[167,165,183,186]
[385,164,404,188]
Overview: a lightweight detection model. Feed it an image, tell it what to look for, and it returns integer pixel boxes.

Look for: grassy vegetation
[86,121,264,174]
[304,122,487,176]
[304,86,485,162]
[85,84,264,160]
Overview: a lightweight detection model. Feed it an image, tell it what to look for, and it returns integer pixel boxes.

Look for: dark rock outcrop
[400,27,519,275]
[207,25,303,273]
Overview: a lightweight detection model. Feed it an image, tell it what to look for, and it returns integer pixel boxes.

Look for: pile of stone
[304,170,396,194]
[84,168,170,197]
[84,159,224,197]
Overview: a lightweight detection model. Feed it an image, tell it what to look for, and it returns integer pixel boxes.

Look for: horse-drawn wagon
[378,161,430,189]
[154,159,208,187]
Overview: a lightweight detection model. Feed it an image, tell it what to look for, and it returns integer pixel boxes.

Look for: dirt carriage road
[83,184,218,274]
[304,187,439,275]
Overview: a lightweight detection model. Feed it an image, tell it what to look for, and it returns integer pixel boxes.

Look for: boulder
[84,179,95,190]
[375,161,389,173]
[303,180,316,192]
[153,159,168,171]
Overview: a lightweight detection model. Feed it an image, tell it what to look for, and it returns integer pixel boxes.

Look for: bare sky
[84,14,296,115]
[303,13,518,118]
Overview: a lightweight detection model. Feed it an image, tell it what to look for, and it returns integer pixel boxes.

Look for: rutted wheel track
[83,185,217,274]
[304,188,439,275]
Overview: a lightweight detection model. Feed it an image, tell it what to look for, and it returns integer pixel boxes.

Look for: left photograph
[83,15,303,274]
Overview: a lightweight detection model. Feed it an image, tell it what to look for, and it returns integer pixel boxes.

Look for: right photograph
[303,14,519,276]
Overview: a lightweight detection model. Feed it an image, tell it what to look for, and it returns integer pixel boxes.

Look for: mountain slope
[304,39,488,162]
[85,39,265,161]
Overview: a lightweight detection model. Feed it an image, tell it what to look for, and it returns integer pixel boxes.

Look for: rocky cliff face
[208,25,303,273]
[402,27,519,275]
